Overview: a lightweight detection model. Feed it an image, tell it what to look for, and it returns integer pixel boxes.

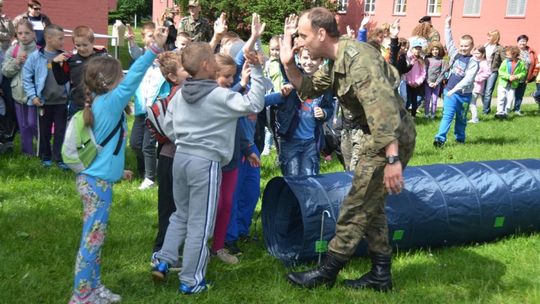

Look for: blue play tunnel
[261,159,540,265]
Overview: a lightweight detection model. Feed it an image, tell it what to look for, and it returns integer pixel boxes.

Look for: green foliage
[109,0,153,24]
[193,0,336,41]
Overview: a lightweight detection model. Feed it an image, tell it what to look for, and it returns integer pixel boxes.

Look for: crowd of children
[1,1,540,302]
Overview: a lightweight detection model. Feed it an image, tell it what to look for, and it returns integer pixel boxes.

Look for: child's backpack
[145,85,180,144]
[62,111,124,173]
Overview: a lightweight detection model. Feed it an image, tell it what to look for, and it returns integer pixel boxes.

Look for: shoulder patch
[345,45,359,58]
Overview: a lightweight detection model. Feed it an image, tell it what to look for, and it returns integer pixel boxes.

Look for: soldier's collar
[334,37,355,74]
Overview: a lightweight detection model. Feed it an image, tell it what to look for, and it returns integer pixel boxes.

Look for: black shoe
[224,241,242,256]
[433,139,445,148]
[343,252,393,292]
[286,252,348,288]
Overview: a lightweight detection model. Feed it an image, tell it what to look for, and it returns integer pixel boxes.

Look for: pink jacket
[473,60,491,94]
[405,55,426,87]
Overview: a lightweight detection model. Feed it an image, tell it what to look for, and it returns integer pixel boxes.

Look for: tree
[109,0,153,24]
[177,0,336,41]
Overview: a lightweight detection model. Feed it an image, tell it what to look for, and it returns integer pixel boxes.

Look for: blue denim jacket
[265,89,335,147]
[22,48,69,105]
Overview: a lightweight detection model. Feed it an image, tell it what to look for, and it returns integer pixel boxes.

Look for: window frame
[337,0,349,14]
[427,0,442,16]
[463,0,482,17]
[393,0,407,15]
[364,0,376,14]
[506,0,527,17]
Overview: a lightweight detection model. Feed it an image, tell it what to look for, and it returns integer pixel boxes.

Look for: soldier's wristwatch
[386,155,400,164]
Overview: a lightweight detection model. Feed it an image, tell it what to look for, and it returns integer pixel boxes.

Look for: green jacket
[177,15,211,42]
[298,37,414,153]
[498,59,527,89]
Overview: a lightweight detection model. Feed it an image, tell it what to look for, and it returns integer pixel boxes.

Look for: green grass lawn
[1,104,539,303]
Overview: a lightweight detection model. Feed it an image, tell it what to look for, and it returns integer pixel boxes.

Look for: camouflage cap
[188,0,200,7]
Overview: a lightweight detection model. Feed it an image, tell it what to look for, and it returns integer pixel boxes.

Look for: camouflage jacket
[177,15,212,42]
[298,37,410,152]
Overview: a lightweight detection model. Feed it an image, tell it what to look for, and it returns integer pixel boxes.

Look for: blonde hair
[488,30,500,44]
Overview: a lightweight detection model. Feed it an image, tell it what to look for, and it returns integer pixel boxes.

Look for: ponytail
[82,88,94,127]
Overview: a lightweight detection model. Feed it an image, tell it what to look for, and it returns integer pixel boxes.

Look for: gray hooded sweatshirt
[164,64,265,165]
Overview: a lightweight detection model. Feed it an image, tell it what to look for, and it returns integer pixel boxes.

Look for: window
[337,0,349,13]
[427,0,442,15]
[506,0,527,16]
[394,0,407,14]
[365,0,376,14]
[463,0,482,16]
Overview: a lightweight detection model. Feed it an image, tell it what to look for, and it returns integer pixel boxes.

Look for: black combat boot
[286,252,348,288]
[343,252,393,292]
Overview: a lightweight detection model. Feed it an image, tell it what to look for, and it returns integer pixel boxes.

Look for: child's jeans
[279,138,319,176]
[435,90,471,143]
[130,115,157,180]
[424,83,441,116]
[153,153,175,253]
[496,85,515,115]
[212,168,239,252]
[469,93,481,122]
[70,174,112,303]
[406,84,422,117]
[227,147,261,242]
[37,104,67,162]
[14,103,37,156]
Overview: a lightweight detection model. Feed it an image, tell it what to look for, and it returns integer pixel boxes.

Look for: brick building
[335,0,540,48]
[4,0,117,50]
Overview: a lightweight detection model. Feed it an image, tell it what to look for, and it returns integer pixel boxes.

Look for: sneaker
[494,113,507,120]
[56,161,70,171]
[151,260,169,282]
[95,285,122,303]
[467,119,479,124]
[179,280,209,295]
[151,252,182,272]
[433,140,445,148]
[41,160,53,167]
[138,178,155,190]
[224,241,242,256]
[261,148,270,156]
[514,110,524,116]
[215,249,239,264]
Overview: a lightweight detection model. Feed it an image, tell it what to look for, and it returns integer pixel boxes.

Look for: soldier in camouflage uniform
[177,0,212,42]
[280,7,416,291]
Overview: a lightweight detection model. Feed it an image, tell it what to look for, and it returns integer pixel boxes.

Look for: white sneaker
[138,178,155,190]
[514,110,524,116]
[216,249,239,264]
[261,148,270,156]
[468,119,479,124]
[95,285,122,303]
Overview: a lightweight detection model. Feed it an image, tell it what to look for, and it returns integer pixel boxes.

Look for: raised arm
[279,14,303,90]
[444,16,458,60]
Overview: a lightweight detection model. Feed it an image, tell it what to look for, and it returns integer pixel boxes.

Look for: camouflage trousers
[329,115,416,257]
[340,128,364,171]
